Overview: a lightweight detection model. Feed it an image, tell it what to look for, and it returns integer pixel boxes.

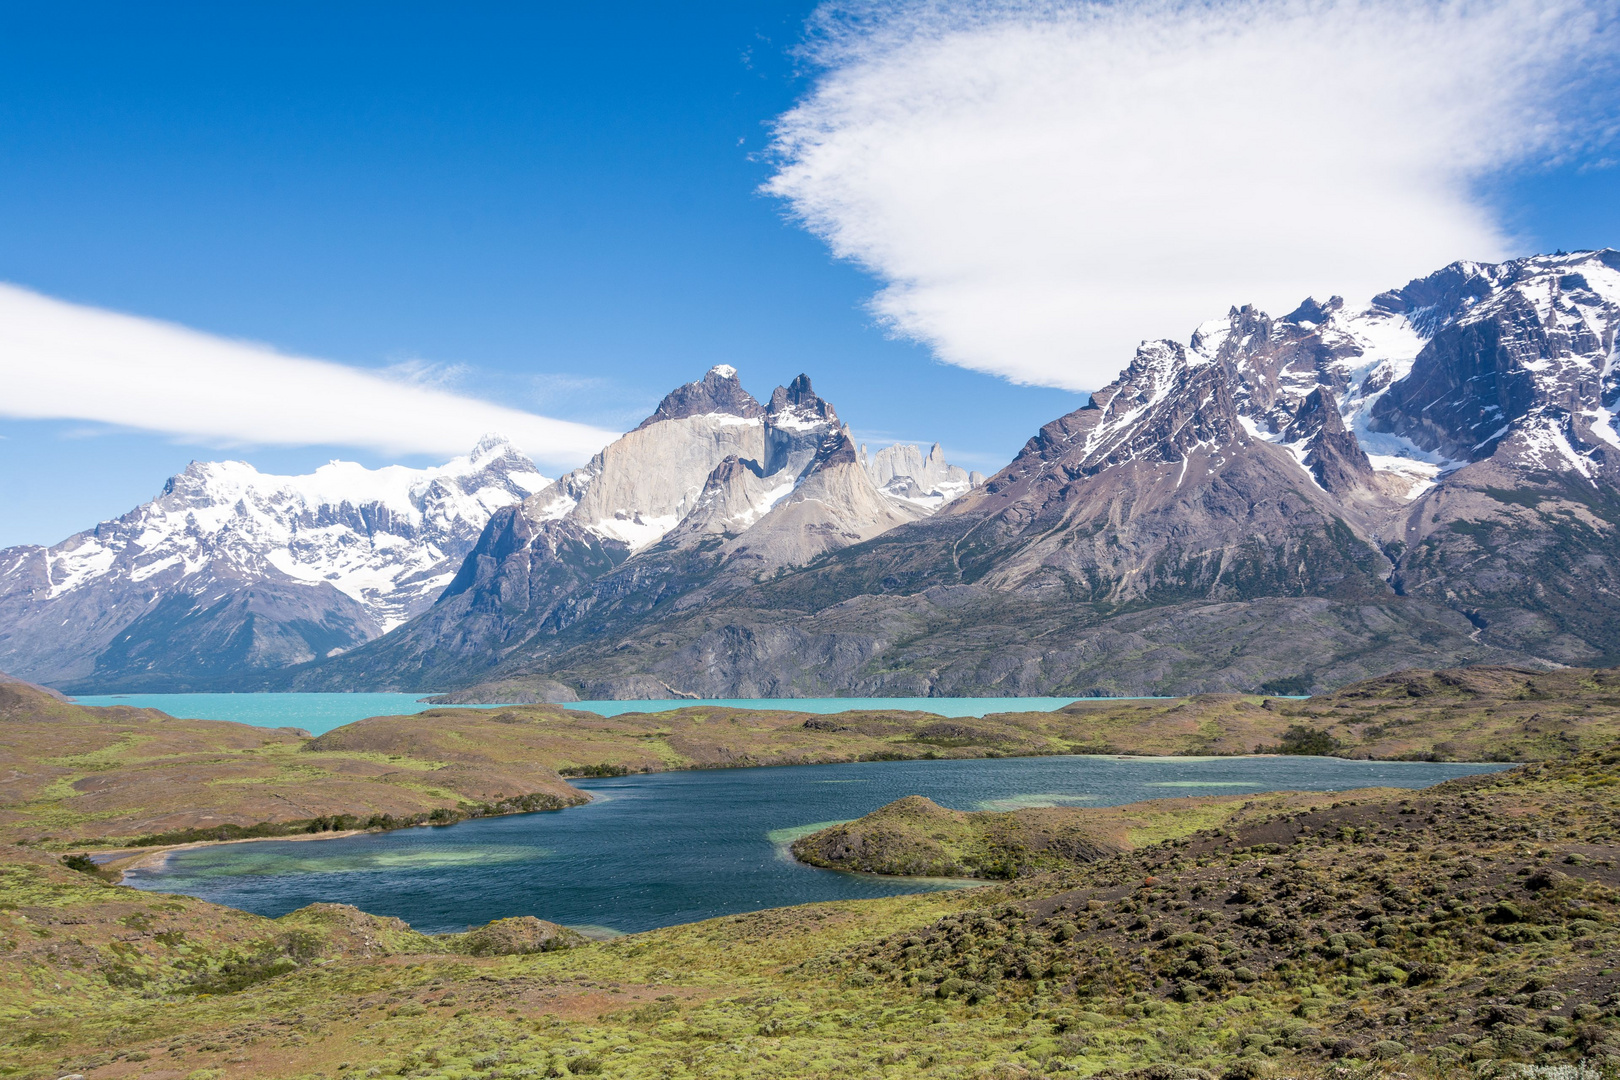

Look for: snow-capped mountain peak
[0,438,551,690]
[1064,250,1620,508]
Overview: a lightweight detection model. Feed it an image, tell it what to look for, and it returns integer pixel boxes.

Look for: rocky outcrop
[0,436,551,692]
[454,916,585,955]
[1282,387,1379,499]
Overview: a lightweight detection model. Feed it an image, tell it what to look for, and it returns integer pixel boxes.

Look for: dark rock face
[811,427,861,468]
[1284,387,1377,496]
[764,374,842,475]
[1360,255,1620,664]
[768,374,838,425]
[300,510,632,692]
[635,365,765,429]
[1371,295,1542,460]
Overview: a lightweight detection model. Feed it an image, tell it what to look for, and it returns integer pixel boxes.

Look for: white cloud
[766,0,1619,391]
[0,283,619,467]
[382,357,474,390]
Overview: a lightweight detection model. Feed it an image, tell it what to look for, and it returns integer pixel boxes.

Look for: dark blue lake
[126,755,1509,935]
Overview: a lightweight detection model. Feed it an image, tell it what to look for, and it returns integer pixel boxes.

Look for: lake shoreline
[73,750,1513,879]
[113,753,1512,937]
[94,827,376,883]
[67,691,1101,736]
[92,790,611,884]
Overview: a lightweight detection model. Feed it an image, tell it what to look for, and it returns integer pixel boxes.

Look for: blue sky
[1,1,1616,548]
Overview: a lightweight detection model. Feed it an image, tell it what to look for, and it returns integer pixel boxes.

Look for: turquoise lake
[72,692,1094,735]
[125,754,1510,935]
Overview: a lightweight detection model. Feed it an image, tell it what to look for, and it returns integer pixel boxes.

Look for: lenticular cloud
[766,0,1619,391]
[0,284,618,466]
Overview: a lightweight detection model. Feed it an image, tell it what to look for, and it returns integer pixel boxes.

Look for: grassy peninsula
[787,790,1413,881]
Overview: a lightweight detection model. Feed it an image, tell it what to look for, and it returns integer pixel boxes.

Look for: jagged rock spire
[767,374,839,427]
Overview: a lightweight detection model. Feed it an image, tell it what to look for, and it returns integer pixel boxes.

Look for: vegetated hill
[5,742,1620,1077]
[0,435,552,693]
[424,250,1620,701]
[789,794,1126,879]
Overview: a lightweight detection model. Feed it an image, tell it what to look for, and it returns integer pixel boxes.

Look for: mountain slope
[437,250,1620,699]
[0,436,550,691]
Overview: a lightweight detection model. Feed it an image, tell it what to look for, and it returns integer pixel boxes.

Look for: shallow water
[127,754,1510,934]
[71,692,1095,735]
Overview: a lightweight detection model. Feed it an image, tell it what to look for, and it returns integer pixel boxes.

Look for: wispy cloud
[766,0,1619,391]
[0,284,619,467]
[381,357,474,391]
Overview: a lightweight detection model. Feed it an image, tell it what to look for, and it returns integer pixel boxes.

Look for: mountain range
[0,436,551,691]
[284,368,982,696]
[4,249,1616,698]
[358,248,1620,701]
[0,371,978,692]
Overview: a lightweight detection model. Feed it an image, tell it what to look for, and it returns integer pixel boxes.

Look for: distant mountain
[418,249,1620,700]
[290,367,980,694]
[0,436,550,691]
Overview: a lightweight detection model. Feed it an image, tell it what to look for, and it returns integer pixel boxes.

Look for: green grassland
[3,743,1619,1080]
[5,666,1620,1077]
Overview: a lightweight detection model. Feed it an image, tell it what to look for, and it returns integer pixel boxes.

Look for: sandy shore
[93,828,372,881]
